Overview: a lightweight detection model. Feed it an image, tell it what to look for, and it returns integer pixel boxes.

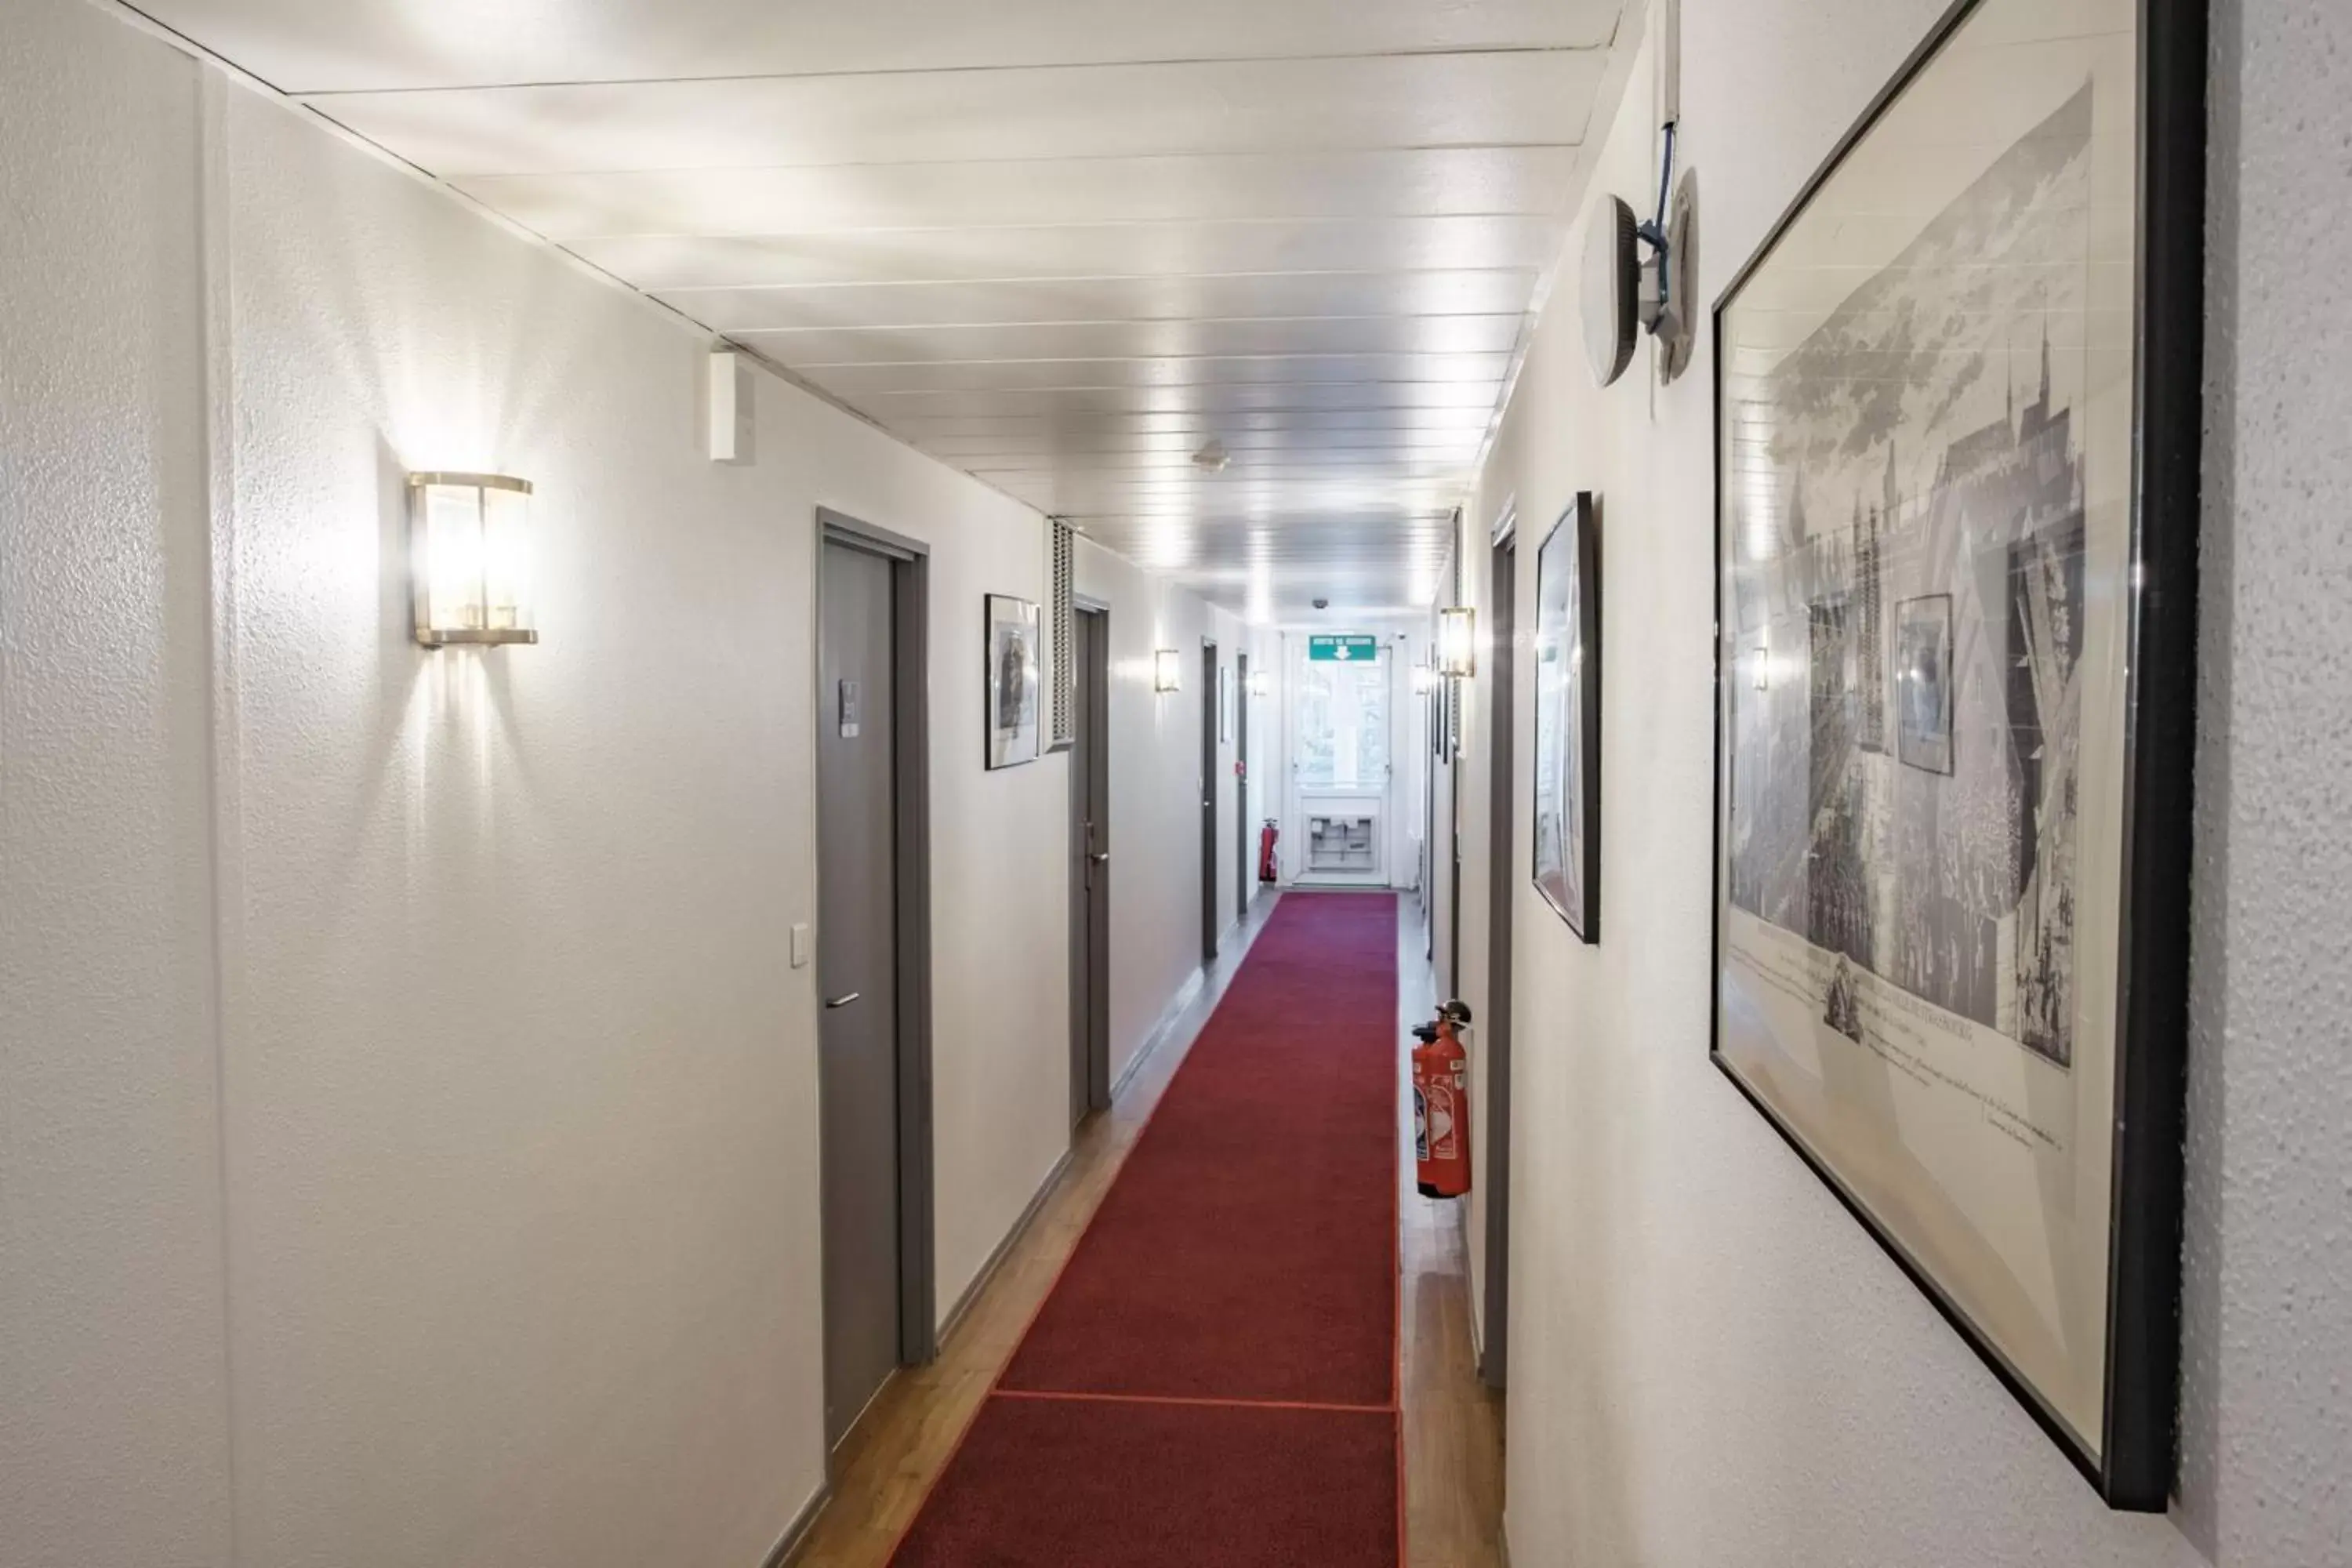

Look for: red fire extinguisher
[1258,818,1280,883]
[1412,1000,1473,1199]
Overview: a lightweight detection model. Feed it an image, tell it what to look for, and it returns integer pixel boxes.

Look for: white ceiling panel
[149,0,1632,615]
[799,354,1513,397]
[663,271,1541,331]
[739,317,1526,365]
[836,383,1505,418]
[1011,474,1463,498]
[307,53,1602,176]
[457,148,1579,238]
[974,453,1473,478]
[913,430,1486,457]
[572,218,1566,289]
[880,408,1503,437]
[137,0,1621,93]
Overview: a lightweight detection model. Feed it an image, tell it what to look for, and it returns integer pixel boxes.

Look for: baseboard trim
[761,1480,829,1567]
[936,1145,1076,1347]
[1109,967,1207,1103]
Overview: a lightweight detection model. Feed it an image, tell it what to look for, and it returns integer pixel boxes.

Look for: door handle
[1090,851,1110,865]
[823,992,862,1009]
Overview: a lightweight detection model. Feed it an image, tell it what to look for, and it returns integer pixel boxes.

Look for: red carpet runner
[891,891,1401,1566]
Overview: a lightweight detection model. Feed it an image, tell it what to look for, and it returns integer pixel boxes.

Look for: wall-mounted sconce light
[1154,648,1183,692]
[1247,669,1272,699]
[1437,607,1477,679]
[408,472,535,647]
[1411,659,1440,695]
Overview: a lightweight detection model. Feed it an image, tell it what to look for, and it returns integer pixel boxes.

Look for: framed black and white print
[1533,493,1602,942]
[1709,0,2204,1511]
[985,593,1043,770]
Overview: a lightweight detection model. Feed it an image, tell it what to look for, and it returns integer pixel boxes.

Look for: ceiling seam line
[284,42,1617,97]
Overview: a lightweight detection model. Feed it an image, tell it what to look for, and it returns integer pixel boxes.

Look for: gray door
[818,539,902,1449]
[1200,641,1220,964]
[1069,608,1111,1125]
[1482,536,1518,1388]
[1236,653,1251,923]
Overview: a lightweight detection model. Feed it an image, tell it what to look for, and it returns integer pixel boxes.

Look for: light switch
[790,923,812,969]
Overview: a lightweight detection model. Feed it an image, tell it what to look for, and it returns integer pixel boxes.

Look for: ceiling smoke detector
[1191,438,1231,474]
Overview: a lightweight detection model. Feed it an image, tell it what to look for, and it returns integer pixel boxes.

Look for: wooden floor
[786,891,1505,1567]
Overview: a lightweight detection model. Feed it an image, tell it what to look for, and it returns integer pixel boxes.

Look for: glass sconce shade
[408,472,536,647]
[1438,606,1477,678]
[1154,649,1183,692]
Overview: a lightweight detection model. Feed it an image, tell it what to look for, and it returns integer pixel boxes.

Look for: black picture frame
[1532,492,1602,942]
[1706,0,2204,1511]
[983,592,1043,771]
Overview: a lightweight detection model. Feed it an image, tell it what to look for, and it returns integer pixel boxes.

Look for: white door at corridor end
[1287,633,1394,887]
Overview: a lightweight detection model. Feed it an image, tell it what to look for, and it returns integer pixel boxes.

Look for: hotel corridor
[791,893,1503,1566]
[10,2,2335,1563]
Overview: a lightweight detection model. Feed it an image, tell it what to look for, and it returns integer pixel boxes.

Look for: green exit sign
[1308,635,1381,662]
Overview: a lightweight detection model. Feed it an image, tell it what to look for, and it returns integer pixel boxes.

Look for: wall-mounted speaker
[1581,194,1639,388]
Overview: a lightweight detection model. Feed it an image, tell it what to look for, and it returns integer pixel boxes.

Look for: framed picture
[1709,0,2202,1510]
[1532,492,1601,942]
[984,593,1043,770]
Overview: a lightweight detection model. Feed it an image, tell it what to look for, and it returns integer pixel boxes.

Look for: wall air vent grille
[1446,510,1465,757]
[1047,518,1076,753]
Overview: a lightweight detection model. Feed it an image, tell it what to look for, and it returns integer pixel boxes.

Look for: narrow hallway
[18,4,2325,1565]
[792,893,1502,1566]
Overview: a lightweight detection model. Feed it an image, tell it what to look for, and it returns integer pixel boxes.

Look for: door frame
[815,507,938,1378]
[1236,652,1251,924]
[1070,598,1112,1121]
[1200,637,1220,964]
[1482,511,1519,1388]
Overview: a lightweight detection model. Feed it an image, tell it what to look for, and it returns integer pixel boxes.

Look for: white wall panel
[1457,2,2352,1565]
[0,5,1232,1562]
[0,7,231,1564]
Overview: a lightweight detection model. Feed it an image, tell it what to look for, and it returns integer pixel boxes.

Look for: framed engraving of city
[1532,492,1601,942]
[1708,0,2203,1510]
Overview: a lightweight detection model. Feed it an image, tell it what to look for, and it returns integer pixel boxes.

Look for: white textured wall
[2176,0,2352,1559]
[1456,2,2352,1564]
[0,8,232,1565]
[1074,539,1269,1089]
[0,0,1105,1560]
